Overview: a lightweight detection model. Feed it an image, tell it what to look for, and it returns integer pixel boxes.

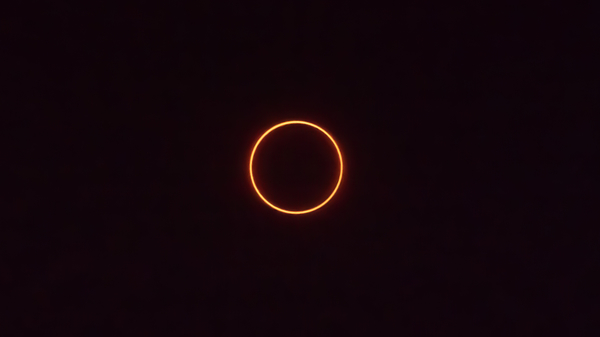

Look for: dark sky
[5,2,593,335]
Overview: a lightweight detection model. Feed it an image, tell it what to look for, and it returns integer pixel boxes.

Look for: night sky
[5,2,593,335]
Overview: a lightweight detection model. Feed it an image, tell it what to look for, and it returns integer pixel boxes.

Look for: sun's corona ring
[249,120,343,214]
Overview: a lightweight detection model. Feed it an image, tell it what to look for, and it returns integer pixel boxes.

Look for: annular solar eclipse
[249,121,343,214]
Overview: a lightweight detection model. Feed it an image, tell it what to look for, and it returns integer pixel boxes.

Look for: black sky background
[4,2,594,335]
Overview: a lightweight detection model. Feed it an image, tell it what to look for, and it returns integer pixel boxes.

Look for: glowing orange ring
[249,121,343,214]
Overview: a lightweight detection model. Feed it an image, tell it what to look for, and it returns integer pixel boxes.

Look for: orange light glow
[249,121,343,214]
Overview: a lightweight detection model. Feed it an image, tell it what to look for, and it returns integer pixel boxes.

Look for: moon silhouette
[249,121,343,214]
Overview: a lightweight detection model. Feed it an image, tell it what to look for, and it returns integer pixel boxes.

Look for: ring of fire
[249,121,344,214]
